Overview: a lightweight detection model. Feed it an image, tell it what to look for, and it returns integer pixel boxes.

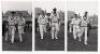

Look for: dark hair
[10,11,16,16]
[84,11,88,17]
[11,11,16,14]
[53,8,57,12]
[85,11,88,14]
[74,14,77,17]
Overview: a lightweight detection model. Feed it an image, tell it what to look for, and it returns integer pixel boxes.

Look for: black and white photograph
[67,1,98,51]
[34,1,65,51]
[2,1,32,51]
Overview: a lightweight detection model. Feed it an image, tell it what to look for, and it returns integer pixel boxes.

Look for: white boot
[41,36,43,39]
[55,36,58,39]
[19,34,23,42]
[84,41,87,45]
[55,31,58,39]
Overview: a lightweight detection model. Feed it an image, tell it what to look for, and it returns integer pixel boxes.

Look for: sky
[67,1,98,15]
[2,1,32,13]
[33,1,66,12]
[2,1,97,15]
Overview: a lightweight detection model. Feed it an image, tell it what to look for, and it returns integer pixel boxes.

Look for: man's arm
[69,19,74,32]
[37,15,41,24]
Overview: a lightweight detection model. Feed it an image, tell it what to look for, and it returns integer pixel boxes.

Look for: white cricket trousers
[18,26,24,42]
[51,23,59,39]
[39,24,46,39]
[9,26,16,43]
[73,25,81,40]
[82,27,88,45]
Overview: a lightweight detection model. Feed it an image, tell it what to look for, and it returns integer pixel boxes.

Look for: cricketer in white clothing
[50,8,60,39]
[38,13,48,39]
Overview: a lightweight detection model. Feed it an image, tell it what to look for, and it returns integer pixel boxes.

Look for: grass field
[68,28,98,51]
[35,25,64,51]
[2,31,32,51]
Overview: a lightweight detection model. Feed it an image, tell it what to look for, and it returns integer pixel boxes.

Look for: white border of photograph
[0,0,99,54]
